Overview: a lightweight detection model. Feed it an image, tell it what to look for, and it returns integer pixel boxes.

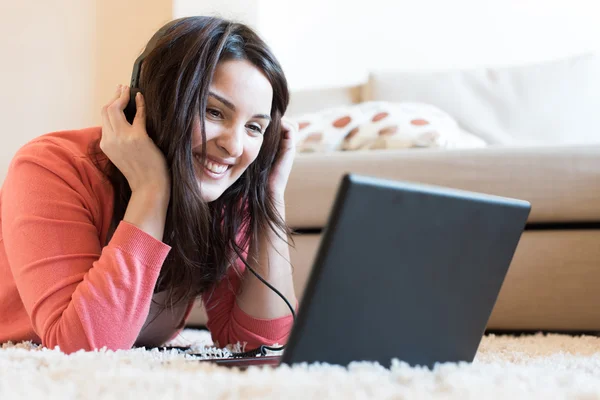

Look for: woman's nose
[216,126,244,158]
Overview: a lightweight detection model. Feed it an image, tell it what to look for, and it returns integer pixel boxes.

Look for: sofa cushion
[284,145,600,228]
[366,53,600,146]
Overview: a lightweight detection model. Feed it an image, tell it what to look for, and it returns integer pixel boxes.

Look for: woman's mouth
[194,154,230,179]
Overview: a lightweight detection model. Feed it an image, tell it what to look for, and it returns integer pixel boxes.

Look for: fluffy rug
[2,330,600,399]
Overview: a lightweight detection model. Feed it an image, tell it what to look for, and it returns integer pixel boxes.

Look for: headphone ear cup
[124,87,141,124]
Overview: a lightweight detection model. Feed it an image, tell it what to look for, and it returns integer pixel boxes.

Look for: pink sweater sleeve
[202,254,295,350]
[1,140,171,354]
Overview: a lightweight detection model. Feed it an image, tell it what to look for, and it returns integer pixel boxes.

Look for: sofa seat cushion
[284,144,600,228]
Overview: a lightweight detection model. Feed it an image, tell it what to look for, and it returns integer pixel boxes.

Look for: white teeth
[195,155,228,174]
[205,161,227,174]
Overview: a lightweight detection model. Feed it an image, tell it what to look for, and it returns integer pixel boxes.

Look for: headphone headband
[124,19,182,123]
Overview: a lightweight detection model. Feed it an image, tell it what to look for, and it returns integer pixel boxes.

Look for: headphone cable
[229,261,296,358]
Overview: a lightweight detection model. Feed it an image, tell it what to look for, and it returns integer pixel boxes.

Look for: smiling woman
[0,16,298,354]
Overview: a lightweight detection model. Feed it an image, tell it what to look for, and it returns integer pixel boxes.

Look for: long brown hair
[93,16,292,309]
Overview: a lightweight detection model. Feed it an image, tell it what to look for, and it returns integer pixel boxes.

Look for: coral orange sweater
[0,127,293,354]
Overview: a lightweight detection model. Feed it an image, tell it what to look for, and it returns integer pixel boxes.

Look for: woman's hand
[100,85,170,194]
[268,117,298,199]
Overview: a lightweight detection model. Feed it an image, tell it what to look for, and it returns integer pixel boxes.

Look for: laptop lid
[281,174,531,368]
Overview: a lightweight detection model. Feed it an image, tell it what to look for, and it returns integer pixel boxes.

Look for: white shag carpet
[2,329,600,399]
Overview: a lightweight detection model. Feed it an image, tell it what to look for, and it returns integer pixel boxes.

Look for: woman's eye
[248,124,263,134]
[207,108,222,118]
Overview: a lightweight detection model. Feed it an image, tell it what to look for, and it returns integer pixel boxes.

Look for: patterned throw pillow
[291,101,486,152]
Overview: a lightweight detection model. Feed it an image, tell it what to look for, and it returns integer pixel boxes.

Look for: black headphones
[123,21,179,124]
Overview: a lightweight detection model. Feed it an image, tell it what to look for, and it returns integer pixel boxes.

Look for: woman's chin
[196,180,222,203]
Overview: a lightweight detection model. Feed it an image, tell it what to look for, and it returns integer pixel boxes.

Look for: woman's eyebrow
[209,91,236,111]
[253,113,272,122]
[208,91,271,121]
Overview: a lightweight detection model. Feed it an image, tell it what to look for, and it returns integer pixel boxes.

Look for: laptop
[194,174,531,369]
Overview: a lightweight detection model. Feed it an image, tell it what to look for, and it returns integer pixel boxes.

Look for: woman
[0,16,298,354]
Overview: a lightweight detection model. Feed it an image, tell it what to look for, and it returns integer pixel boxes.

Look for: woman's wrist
[123,184,171,242]
[133,181,171,204]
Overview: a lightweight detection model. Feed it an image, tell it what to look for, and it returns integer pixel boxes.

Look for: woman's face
[191,59,273,202]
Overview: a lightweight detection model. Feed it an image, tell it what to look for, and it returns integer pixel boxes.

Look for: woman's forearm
[236,196,297,319]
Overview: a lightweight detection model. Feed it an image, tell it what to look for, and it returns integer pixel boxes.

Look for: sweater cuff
[231,301,297,342]
[111,221,171,269]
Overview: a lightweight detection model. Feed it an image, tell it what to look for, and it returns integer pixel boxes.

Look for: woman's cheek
[235,138,260,173]
[250,136,264,158]
[202,120,220,142]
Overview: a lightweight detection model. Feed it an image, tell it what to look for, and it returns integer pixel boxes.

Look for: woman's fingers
[101,85,123,132]
[107,85,131,132]
[281,117,299,132]
[280,117,298,141]
[133,92,146,129]
[98,84,169,193]
[100,104,113,137]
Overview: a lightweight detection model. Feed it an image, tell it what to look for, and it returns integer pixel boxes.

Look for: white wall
[255,0,369,91]
[95,1,172,120]
[173,0,260,28]
[0,0,96,181]
[363,0,600,71]
[177,0,600,90]
[0,0,171,184]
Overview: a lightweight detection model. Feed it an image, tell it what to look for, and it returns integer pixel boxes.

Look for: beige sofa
[188,53,600,332]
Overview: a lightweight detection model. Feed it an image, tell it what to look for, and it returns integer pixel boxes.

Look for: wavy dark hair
[92,16,292,309]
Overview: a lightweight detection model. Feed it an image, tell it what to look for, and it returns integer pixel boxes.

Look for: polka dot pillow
[292,101,486,152]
